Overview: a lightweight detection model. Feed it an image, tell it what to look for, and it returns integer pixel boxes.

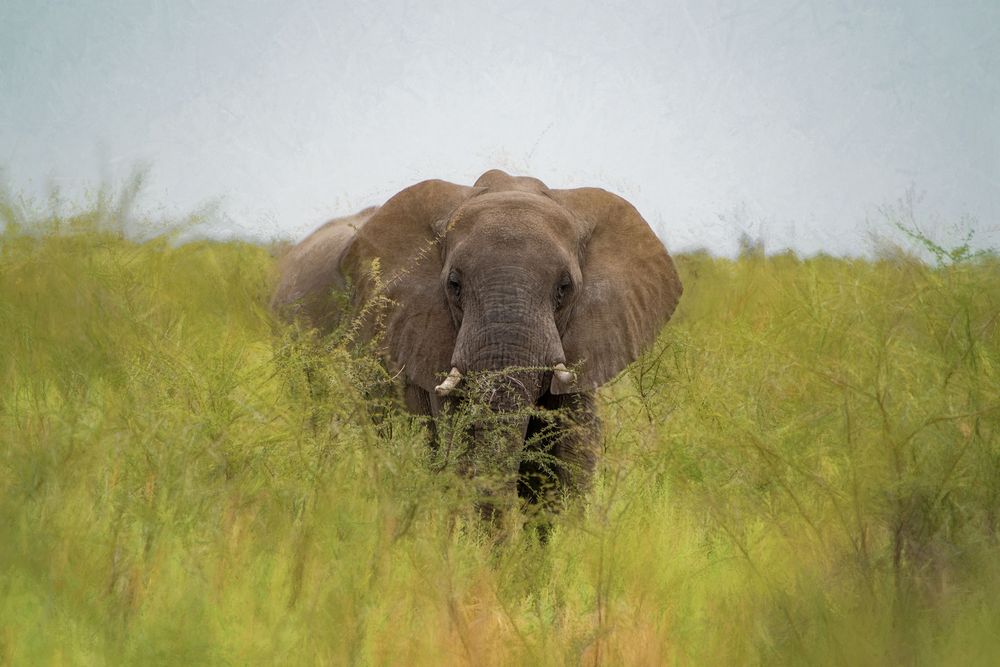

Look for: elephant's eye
[555,273,572,308]
[447,270,462,301]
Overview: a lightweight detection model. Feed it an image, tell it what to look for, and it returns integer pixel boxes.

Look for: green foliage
[878,186,995,266]
[2,203,999,664]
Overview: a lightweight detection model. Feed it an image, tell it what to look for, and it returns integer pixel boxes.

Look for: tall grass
[1,200,998,665]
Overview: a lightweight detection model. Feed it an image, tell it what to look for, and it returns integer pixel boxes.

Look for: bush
[1,201,998,664]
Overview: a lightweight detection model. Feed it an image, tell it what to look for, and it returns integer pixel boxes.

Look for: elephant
[272,169,682,516]
[271,205,380,331]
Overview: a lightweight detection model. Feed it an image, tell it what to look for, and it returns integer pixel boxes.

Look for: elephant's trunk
[460,341,540,480]
[446,269,568,515]
[458,307,555,412]
[455,322,554,512]
[461,371,534,522]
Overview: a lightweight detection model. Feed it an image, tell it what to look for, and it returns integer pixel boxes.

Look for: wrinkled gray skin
[272,170,682,513]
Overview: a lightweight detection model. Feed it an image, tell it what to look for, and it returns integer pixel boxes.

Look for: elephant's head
[342,170,682,489]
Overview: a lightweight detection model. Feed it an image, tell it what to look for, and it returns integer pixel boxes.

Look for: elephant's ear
[548,187,683,393]
[342,179,474,392]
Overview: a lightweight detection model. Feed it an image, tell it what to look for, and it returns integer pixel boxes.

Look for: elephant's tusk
[435,367,463,396]
[553,363,576,385]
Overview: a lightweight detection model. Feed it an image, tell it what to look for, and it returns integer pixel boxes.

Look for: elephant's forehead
[451,193,578,243]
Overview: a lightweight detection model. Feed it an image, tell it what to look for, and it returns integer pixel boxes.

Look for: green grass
[1,203,998,665]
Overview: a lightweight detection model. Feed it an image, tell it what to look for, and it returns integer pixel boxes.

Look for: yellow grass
[1,201,998,664]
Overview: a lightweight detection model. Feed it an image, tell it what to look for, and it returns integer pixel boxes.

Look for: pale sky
[2,0,998,256]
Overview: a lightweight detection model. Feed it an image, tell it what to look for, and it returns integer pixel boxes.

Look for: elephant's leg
[546,390,601,499]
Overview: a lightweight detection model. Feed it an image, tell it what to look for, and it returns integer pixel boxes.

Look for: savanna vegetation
[1,193,998,665]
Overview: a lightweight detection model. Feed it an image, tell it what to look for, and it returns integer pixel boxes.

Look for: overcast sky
[2,0,998,256]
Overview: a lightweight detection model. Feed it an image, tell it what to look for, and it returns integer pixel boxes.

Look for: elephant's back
[271,206,379,330]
